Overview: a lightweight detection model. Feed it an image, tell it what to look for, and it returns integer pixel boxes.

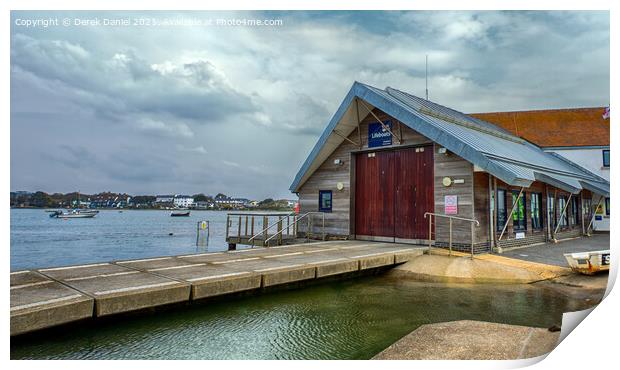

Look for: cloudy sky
[10,11,609,199]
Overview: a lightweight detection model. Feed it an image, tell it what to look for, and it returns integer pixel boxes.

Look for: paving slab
[268,253,360,278]
[10,271,94,336]
[179,251,263,264]
[116,256,199,271]
[60,271,190,316]
[501,233,609,266]
[11,270,50,288]
[217,257,317,286]
[147,264,261,299]
[38,262,136,281]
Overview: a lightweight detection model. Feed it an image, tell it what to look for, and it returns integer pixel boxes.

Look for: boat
[170,210,191,217]
[564,250,610,275]
[49,209,99,219]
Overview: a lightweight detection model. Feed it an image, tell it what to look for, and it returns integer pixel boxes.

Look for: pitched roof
[289,82,609,196]
[469,108,609,147]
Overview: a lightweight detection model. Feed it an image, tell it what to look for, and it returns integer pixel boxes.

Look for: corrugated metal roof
[289,82,610,196]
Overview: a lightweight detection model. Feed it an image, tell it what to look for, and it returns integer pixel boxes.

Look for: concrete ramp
[388,254,549,284]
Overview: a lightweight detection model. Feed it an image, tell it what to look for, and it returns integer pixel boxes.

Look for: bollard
[196,220,209,247]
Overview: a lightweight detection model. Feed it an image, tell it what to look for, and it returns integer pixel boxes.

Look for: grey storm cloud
[11,33,259,127]
[10,10,609,199]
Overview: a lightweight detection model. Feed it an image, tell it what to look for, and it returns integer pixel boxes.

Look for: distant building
[471,107,610,231]
[155,195,175,203]
[174,195,194,208]
[214,196,250,208]
[194,201,214,209]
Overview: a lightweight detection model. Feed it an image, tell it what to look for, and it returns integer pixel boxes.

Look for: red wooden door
[394,148,418,239]
[355,146,433,240]
[355,151,395,238]
[414,146,434,239]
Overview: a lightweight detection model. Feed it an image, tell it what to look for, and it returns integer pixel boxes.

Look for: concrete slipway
[10,241,426,336]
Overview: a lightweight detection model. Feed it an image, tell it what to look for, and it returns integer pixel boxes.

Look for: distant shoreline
[10,207,294,212]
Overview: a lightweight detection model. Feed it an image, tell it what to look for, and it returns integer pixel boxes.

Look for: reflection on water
[11,275,592,360]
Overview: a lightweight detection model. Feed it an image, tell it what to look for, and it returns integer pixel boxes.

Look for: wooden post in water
[277,218,283,245]
[263,216,268,245]
[225,214,230,238]
[250,216,255,247]
[237,216,242,240]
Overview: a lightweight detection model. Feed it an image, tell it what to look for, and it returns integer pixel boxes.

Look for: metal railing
[247,212,296,245]
[225,212,294,246]
[424,212,480,258]
[263,211,325,246]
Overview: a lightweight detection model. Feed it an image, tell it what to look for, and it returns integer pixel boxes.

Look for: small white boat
[170,210,190,217]
[50,209,99,219]
[564,250,610,275]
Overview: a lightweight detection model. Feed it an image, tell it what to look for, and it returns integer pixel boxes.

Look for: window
[558,196,568,228]
[548,195,556,229]
[512,191,526,231]
[583,198,592,220]
[605,197,610,216]
[570,197,580,226]
[318,190,332,212]
[497,189,506,231]
[603,150,610,167]
[531,193,543,230]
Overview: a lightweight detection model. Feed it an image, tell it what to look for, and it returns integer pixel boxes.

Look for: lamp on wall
[334,159,344,166]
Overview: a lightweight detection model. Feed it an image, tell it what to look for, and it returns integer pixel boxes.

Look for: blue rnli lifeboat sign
[368,120,393,148]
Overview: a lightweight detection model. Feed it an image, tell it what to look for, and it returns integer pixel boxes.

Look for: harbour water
[10,276,590,360]
[11,209,245,271]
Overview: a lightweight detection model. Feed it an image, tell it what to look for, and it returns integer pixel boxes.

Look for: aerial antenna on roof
[425,54,429,101]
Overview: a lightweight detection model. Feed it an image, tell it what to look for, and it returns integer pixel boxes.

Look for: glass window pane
[497,190,506,231]
[603,150,610,167]
[318,190,332,212]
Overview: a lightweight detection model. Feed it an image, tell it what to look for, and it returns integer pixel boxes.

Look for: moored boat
[49,209,99,219]
[564,250,610,275]
[170,210,190,217]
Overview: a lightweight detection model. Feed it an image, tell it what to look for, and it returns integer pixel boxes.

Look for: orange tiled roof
[470,107,609,147]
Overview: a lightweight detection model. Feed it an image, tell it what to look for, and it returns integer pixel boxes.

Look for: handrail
[264,211,325,246]
[424,212,480,258]
[248,212,295,242]
[424,212,480,226]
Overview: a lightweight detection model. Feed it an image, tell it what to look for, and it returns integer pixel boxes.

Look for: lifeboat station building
[289,82,610,253]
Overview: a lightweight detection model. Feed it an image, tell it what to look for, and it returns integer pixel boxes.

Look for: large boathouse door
[355,146,434,242]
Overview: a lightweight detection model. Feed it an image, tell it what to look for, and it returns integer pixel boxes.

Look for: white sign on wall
[445,195,458,215]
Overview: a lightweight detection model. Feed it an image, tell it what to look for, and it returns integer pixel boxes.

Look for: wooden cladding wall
[297,108,431,237]
[433,145,476,245]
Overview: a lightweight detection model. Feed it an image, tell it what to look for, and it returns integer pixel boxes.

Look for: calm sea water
[11,277,590,360]
[10,208,252,271]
